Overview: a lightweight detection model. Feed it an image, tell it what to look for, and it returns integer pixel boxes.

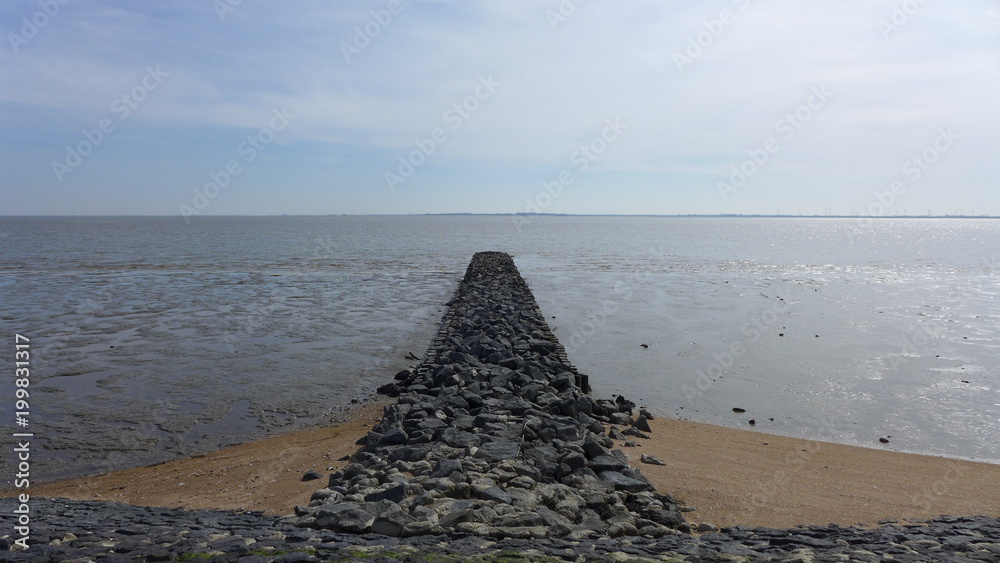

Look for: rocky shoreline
[286,251,682,539]
[4,252,997,561]
[2,498,998,561]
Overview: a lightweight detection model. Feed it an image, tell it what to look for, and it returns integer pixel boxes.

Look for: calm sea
[1,215,997,482]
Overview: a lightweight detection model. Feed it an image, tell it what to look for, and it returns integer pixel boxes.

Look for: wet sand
[7,407,999,529]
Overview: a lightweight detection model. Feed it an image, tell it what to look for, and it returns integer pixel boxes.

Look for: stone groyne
[287,252,684,538]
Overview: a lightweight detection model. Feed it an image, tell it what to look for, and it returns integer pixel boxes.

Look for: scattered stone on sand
[300,470,323,482]
[641,454,667,466]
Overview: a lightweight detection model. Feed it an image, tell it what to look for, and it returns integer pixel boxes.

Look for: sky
[1,0,998,217]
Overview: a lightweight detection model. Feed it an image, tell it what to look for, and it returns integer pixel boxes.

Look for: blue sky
[1,0,998,216]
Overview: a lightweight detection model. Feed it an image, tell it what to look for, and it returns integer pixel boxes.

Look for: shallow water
[1,215,997,483]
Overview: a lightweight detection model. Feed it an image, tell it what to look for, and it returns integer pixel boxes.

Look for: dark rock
[439,427,481,449]
[560,451,587,471]
[609,412,633,426]
[529,339,557,354]
[376,382,399,396]
[582,435,611,460]
[614,395,635,414]
[370,510,416,537]
[365,483,407,504]
[313,503,375,532]
[632,415,652,433]
[478,486,513,504]
[301,470,323,482]
[379,427,409,445]
[622,427,650,439]
[598,470,652,493]
[431,458,464,479]
[387,444,431,463]
[475,438,520,462]
[589,455,628,472]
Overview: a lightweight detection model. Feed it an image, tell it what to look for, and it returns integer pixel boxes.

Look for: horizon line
[2,213,999,219]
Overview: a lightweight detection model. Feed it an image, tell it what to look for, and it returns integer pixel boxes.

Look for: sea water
[0,215,997,482]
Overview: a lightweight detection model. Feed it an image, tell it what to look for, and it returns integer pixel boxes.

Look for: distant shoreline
[3,213,999,219]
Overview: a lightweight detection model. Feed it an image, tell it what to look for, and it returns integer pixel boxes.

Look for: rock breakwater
[287,252,683,538]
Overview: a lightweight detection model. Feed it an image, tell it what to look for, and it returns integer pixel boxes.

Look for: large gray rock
[313,503,375,532]
[431,458,463,479]
[364,483,406,504]
[598,470,652,493]
[439,428,481,449]
[370,510,416,537]
[475,438,519,462]
[478,486,512,504]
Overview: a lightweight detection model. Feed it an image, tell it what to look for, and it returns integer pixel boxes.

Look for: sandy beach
[9,403,998,530]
